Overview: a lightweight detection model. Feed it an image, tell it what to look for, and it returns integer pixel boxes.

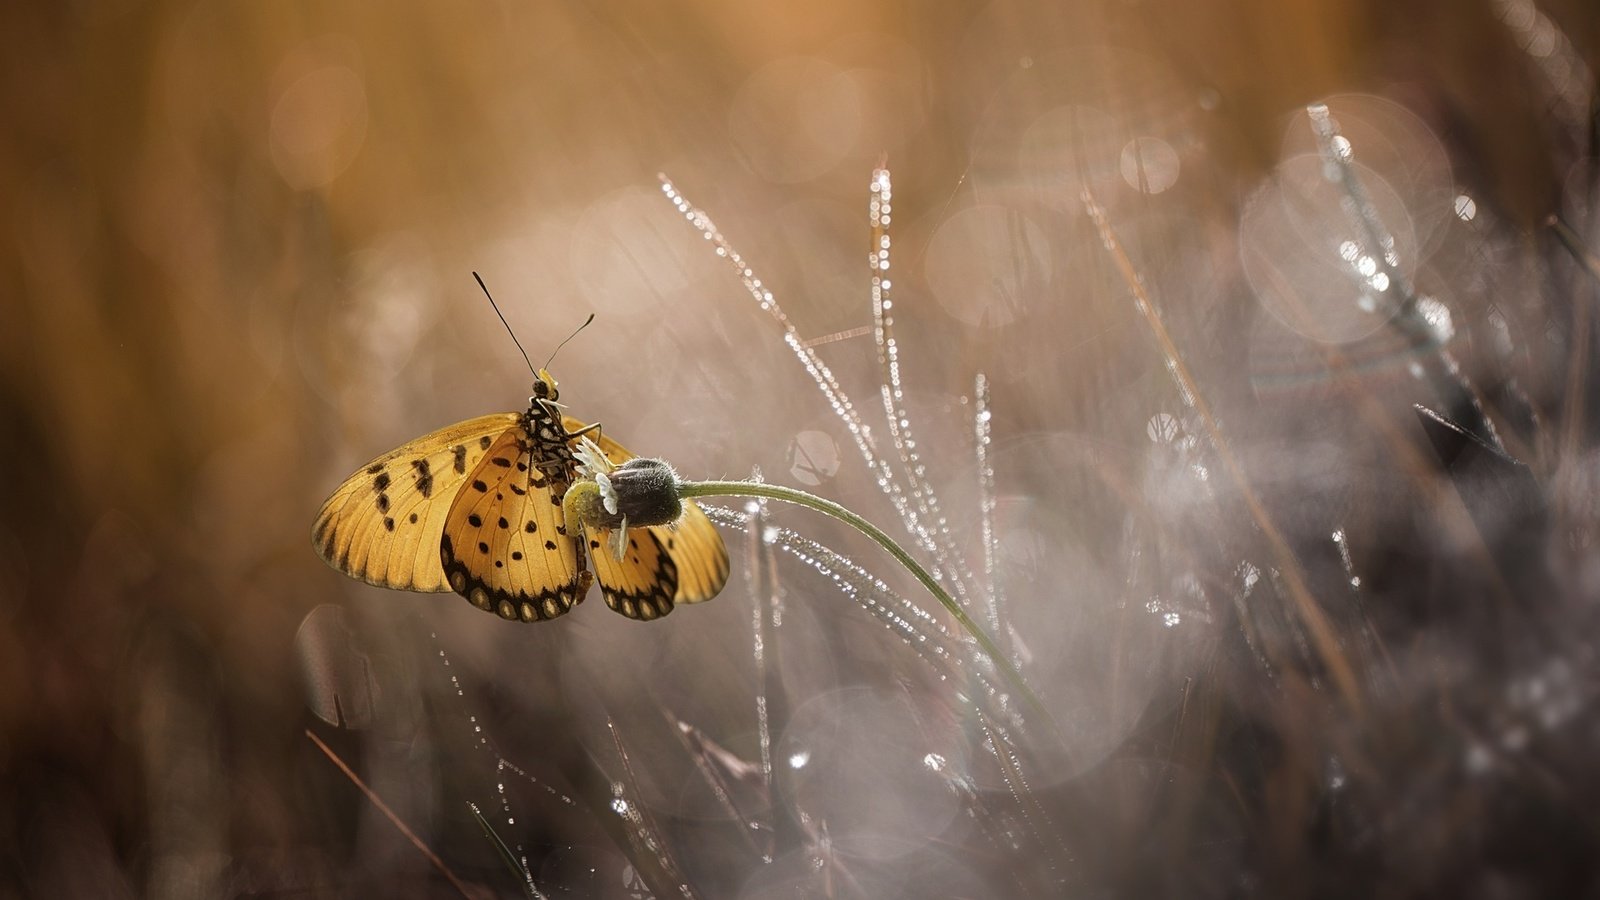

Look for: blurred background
[3,0,1599,896]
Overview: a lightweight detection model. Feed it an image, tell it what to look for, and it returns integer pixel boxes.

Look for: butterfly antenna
[543,313,595,370]
[473,272,536,377]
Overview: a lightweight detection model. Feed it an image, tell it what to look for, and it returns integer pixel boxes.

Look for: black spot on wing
[453,445,468,474]
[372,472,391,492]
[413,458,433,497]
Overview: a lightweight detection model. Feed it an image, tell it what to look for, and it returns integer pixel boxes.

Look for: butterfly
[311,368,730,623]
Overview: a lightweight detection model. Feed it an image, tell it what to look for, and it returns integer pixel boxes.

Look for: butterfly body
[312,370,728,622]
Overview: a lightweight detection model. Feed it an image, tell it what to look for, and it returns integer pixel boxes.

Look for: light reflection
[267,59,367,189]
[1417,296,1454,341]
[923,205,1048,327]
[727,56,862,183]
[1119,136,1180,194]
[1147,412,1179,443]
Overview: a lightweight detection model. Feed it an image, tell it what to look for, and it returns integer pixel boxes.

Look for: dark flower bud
[563,454,685,547]
[605,458,684,527]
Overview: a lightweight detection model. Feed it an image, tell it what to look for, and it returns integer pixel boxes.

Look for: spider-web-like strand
[699,511,1065,875]
[603,718,699,899]
[737,495,778,793]
[867,166,984,611]
[468,800,550,899]
[974,373,1013,665]
[700,506,1009,718]
[426,639,580,895]
[658,175,966,599]
[665,714,772,860]
[1082,186,1363,707]
[1305,103,1501,451]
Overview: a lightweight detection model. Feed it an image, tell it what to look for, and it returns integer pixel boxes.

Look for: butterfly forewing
[313,413,520,592]
[563,417,731,610]
[440,428,587,622]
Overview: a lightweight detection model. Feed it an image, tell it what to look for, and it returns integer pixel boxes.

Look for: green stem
[679,479,1053,731]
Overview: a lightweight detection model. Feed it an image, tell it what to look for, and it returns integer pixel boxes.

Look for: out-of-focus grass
[2,0,1598,896]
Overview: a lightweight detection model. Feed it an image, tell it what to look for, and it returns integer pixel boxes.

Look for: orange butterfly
[311,368,729,622]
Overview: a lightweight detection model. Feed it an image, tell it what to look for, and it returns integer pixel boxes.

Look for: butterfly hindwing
[649,506,730,604]
[563,416,731,611]
[312,414,521,592]
[440,428,588,622]
[588,528,678,620]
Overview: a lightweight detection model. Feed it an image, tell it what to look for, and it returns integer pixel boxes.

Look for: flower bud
[604,458,684,527]
[562,457,685,533]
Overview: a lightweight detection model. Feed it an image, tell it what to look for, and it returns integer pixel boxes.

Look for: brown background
[2,1,1597,897]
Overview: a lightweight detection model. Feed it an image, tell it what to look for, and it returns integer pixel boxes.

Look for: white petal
[594,472,619,514]
[574,436,616,476]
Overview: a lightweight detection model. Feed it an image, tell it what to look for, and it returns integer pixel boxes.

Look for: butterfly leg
[565,421,602,442]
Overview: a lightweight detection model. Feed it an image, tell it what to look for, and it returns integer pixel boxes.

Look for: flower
[564,437,687,559]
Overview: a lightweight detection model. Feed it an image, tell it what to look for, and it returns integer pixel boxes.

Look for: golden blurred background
[2,0,1597,896]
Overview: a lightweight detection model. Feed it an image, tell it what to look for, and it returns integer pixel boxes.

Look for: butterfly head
[530,368,560,405]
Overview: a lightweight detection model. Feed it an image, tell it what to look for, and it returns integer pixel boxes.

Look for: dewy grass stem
[677,479,1054,732]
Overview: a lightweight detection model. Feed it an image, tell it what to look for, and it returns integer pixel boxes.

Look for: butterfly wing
[313,414,521,592]
[440,428,588,622]
[564,416,732,614]
[649,502,730,604]
[586,527,679,620]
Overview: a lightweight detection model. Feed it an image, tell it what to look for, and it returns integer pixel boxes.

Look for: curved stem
[679,479,1053,731]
